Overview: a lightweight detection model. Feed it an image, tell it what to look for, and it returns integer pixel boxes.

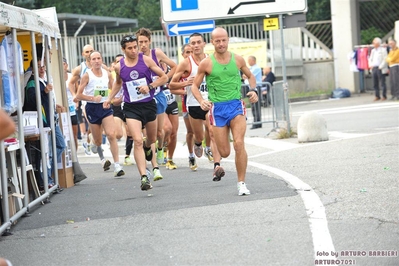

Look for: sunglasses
[121,36,137,45]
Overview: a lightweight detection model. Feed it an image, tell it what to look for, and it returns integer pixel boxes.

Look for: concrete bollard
[297,111,329,143]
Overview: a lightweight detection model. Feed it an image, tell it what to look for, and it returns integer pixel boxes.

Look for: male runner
[68,44,107,158]
[104,35,168,191]
[169,33,224,181]
[136,28,177,172]
[191,27,258,195]
[109,54,135,166]
[74,51,124,177]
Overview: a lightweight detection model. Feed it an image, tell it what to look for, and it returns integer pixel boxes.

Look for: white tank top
[83,68,109,103]
[186,55,208,107]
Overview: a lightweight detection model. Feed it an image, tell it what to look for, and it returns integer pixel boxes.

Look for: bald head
[263,66,271,75]
[211,27,230,55]
[82,44,94,60]
[211,27,228,39]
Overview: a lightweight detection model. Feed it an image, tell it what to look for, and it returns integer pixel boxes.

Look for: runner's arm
[105,63,123,108]
[169,58,191,91]
[68,66,81,98]
[237,55,258,103]
[156,48,177,80]
[145,56,168,88]
[0,110,15,140]
[191,58,211,110]
[74,73,93,102]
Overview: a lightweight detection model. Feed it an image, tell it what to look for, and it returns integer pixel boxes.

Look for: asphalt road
[1,93,398,266]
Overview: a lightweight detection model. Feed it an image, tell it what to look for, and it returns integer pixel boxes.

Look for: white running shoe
[114,165,125,177]
[194,144,203,158]
[82,142,91,155]
[237,182,250,196]
[153,168,163,181]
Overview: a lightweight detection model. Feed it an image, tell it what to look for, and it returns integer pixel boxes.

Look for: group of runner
[68,27,258,196]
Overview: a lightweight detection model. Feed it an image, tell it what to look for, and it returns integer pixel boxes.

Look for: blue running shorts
[209,99,246,127]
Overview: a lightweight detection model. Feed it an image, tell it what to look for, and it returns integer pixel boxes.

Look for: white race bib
[199,82,208,100]
[126,78,150,102]
[164,89,175,105]
[94,85,109,103]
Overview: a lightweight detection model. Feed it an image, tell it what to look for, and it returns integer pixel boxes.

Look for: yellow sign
[178,40,267,68]
[263,18,279,31]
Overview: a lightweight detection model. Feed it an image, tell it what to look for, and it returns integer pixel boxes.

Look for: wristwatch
[250,88,258,94]
[148,85,154,90]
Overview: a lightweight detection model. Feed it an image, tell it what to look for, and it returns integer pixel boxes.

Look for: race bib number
[164,89,175,105]
[126,78,150,102]
[67,93,76,116]
[199,82,208,100]
[94,86,109,102]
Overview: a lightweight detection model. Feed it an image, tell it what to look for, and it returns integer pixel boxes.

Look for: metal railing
[241,81,289,131]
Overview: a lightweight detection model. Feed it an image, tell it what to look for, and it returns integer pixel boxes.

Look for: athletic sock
[125,136,133,155]
[97,145,105,160]
[153,167,159,171]
[195,142,202,147]
[214,162,220,169]
[189,152,195,158]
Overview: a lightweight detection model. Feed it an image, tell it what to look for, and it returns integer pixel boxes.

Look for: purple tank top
[120,54,155,103]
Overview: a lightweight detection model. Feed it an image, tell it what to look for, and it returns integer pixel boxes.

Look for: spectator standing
[386,39,399,100]
[243,55,262,129]
[261,66,275,107]
[368,37,388,101]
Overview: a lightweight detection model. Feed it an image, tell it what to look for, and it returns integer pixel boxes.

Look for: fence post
[279,14,291,135]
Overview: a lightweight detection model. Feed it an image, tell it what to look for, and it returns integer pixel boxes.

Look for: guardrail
[241,81,289,132]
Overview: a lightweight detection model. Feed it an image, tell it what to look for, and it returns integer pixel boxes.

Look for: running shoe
[146,168,153,180]
[101,159,111,171]
[212,165,225,181]
[141,176,152,191]
[144,146,153,161]
[153,168,163,181]
[156,148,164,165]
[82,142,91,155]
[205,148,214,162]
[194,144,203,158]
[124,156,134,165]
[114,165,125,177]
[166,160,177,170]
[189,156,198,171]
[237,182,250,196]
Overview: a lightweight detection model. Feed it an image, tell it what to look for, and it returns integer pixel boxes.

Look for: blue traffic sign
[167,20,215,37]
[183,36,190,44]
[171,0,198,11]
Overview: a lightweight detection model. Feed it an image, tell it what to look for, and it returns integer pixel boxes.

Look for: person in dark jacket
[261,66,275,107]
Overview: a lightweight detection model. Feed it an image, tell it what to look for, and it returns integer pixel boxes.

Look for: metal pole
[12,28,29,211]
[63,20,70,66]
[269,30,275,73]
[30,32,49,195]
[279,14,291,135]
[45,36,59,187]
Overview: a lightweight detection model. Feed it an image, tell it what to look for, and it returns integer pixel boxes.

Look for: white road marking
[292,102,399,117]
[245,160,336,260]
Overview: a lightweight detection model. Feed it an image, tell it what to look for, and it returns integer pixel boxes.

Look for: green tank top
[206,52,242,103]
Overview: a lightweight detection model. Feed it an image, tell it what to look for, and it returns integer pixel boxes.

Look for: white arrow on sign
[169,22,215,35]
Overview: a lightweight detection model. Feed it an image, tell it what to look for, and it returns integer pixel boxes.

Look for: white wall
[330,0,360,92]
